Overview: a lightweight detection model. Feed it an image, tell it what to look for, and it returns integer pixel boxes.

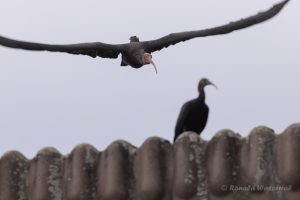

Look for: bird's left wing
[0,35,126,59]
[142,0,289,53]
[174,103,190,141]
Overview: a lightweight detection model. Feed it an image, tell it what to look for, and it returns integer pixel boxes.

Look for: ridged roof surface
[0,123,300,200]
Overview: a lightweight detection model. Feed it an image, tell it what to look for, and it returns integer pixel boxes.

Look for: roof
[0,123,300,200]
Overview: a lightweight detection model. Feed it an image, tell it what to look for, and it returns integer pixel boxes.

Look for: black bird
[0,0,289,73]
[174,78,217,142]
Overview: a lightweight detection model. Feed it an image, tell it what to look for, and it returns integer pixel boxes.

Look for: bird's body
[0,0,289,73]
[175,98,209,138]
[174,78,216,142]
[120,42,146,68]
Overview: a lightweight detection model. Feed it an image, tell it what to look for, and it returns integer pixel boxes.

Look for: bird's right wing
[142,0,289,53]
[0,35,126,59]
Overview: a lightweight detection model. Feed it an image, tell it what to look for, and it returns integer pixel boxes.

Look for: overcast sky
[0,0,299,158]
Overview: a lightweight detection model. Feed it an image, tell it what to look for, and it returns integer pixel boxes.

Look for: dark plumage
[0,0,289,73]
[174,78,217,142]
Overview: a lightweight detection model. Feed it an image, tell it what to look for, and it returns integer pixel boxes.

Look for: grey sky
[0,0,299,158]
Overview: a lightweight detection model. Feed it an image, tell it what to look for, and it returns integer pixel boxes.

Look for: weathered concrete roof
[0,123,300,200]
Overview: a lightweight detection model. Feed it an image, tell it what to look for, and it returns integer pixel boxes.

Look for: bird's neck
[198,87,205,102]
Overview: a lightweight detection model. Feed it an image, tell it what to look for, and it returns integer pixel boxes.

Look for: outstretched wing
[0,35,126,59]
[143,0,289,53]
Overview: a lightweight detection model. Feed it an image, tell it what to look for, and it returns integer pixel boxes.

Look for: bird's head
[198,78,217,92]
[129,36,140,42]
[143,53,158,74]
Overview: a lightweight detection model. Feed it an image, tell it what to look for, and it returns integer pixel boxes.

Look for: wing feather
[0,35,126,59]
[143,0,289,52]
[174,102,190,141]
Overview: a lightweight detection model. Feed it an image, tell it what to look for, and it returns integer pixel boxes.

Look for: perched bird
[174,78,217,142]
[0,0,289,74]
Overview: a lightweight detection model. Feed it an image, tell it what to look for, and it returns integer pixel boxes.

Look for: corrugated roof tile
[1,123,300,200]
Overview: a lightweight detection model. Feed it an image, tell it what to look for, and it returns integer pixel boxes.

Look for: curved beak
[207,80,218,90]
[150,59,158,74]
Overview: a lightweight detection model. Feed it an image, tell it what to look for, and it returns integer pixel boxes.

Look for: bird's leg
[120,60,129,66]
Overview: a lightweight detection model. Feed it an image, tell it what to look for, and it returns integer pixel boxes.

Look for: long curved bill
[150,60,158,74]
[208,81,218,90]
[211,83,218,90]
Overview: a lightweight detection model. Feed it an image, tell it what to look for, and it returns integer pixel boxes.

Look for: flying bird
[0,0,289,74]
[174,78,217,142]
